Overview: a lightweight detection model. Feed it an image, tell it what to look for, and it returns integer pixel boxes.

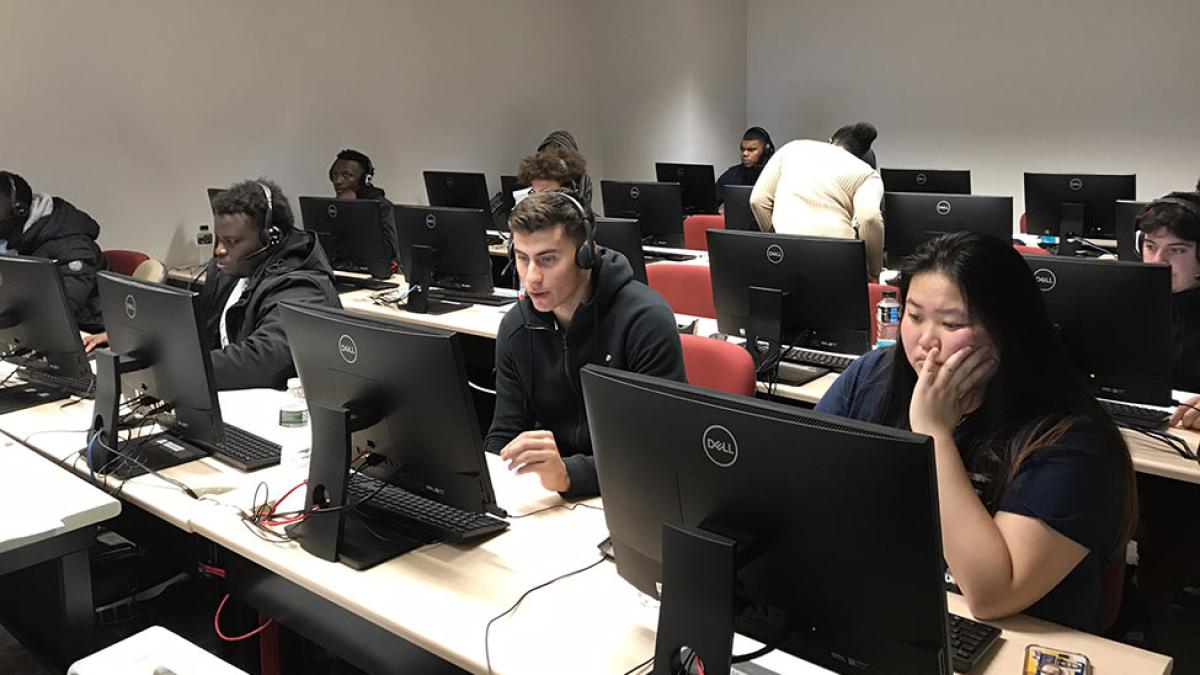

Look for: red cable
[214,594,274,642]
[197,563,226,579]
[266,480,307,519]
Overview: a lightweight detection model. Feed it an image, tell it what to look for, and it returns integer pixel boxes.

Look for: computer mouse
[708,333,728,341]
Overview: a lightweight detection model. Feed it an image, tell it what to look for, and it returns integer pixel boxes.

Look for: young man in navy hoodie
[487,189,685,498]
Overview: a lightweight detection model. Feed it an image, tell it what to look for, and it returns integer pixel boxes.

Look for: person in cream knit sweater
[750,122,884,279]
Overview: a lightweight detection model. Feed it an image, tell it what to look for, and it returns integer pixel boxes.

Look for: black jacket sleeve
[377,198,400,272]
[211,280,340,391]
[484,325,535,454]
[30,232,103,329]
[57,257,100,326]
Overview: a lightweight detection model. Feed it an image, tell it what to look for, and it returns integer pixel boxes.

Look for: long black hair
[876,231,1135,549]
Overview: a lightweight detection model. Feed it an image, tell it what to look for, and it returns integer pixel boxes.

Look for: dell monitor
[423,170,491,212]
[1023,255,1172,405]
[883,193,1013,264]
[299,197,392,280]
[1023,172,1135,240]
[720,185,758,232]
[655,163,718,215]
[498,174,530,230]
[582,365,950,675]
[206,187,225,207]
[880,168,971,194]
[594,217,647,284]
[393,204,497,313]
[279,302,506,569]
[601,180,685,248]
[1114,199,1148,262]
[707,230,872,356]
[0,255,95,412]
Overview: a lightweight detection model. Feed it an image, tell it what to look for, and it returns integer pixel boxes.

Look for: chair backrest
[679,334,755,397]
[103,249,150,276]
[868,282,900,343]
[1096,556,1126,633]
[132,259,166,284]
[683,214,725,251]
[1013,244,1050,256]
[646,264,716,319]
[1019,212,1028,234]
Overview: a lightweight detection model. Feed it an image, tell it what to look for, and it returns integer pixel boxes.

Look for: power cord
[508,502,604,519]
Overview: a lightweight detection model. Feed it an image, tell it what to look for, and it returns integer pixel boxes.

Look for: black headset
[508,190,597,270]
[1134,195,1200,259]
[4,173,29,220]
[256,181,282,248]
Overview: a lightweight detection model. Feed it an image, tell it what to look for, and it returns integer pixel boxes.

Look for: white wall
[747,0,1200,226]
[1,0,747,264]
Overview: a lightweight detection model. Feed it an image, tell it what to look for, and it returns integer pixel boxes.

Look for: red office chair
[1019,212,1028,234]
[679,334,755,397]
[1013,244,1050,256]
[683,214,724,251]
[646,264,716,319]
[103,250,150,276]
[868,283,900,343]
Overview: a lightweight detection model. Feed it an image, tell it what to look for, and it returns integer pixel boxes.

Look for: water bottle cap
[883,290,898,299]
[287,377,302,390]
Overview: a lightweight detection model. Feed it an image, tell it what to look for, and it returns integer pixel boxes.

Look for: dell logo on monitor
[124,294,137,319]
[915,173,928,186]
[446,177,455,188]
[1033,268,1057,292]
[1069,177,1084,192]
[337,334,358,364]
[629,186,640,199]
[425,213,437,229]
[702,424,738,467]
[327,204,338,219]
[935,200,952,216]
[765,244,785,264]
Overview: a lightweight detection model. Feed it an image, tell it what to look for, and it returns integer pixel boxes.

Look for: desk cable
[1124,424,1197,463]
[484,555,608,675]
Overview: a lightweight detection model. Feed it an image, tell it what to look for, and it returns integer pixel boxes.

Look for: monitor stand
[1056,202,1084,257]
[745,286,787,375]
[395,244,470,315]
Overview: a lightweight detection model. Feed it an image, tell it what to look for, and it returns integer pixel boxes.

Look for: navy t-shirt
[816,348,1125,632]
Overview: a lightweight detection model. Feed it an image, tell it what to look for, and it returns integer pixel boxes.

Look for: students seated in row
[537,130,593,205]
[0,170,106,331]
[514,146,588,202]
[749,122,885,280]
[715,126,774,206]
[816,231,1135,631]
[329,149,400,273]
[487,189,685,498]
[86,180,341,390]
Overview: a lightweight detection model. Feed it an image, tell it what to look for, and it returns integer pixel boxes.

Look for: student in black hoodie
[86,179,341,390]
[329,149,400,274]
[0,171,106,331]
[487,189,685,498]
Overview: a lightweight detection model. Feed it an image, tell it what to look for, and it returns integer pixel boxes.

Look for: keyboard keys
[346,475,508,543]
[209,424,282,472]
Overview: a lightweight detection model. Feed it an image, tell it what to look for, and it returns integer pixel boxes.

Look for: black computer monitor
[581,365,948,675]
[1115,200,1148,262]
[655,163,718,215]
[720,185,757,232]
[707,230,871,355]
[299,197,391,279]
[880,168,971,194]
[594,217,647,284]
[393,204,495,313]
[1023,173,1135,240]
[1024,255,1172,405]
[601,180,685,247]
[498,174,529,231]
[0,255,94,412]
[279,302,503,569]
[423,170,491,212]
[883,193,1013,264]
[206,187,225,208]
[88,273,219,476]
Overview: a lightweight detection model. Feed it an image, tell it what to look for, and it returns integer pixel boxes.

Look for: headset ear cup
[1134,230,1144,259]
[575,242,597,270]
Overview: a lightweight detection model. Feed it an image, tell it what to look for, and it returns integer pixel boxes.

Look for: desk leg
[0,533,96,668]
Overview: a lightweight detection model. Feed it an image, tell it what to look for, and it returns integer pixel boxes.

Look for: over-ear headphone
[257,182,282,248]
[507,190,597,270]
[4,173,29,220]
[1134,195,1200,260]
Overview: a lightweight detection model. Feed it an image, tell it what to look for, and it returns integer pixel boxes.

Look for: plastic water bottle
[278,377,310,469]
[875,290,900,349]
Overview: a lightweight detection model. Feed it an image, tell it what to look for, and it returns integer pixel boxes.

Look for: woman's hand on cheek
[910,344,997,438]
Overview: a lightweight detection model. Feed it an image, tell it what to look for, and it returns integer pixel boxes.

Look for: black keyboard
[333,275,398,293]
[1100,399,1170,428]
[486,234,507,247]
[948,613,1001,672]
[346,475,508,543]
[208,424,282,472]
[645,252,697,263]
[782,347,857,372]
[428,288,518,306]
[17,368,96,398]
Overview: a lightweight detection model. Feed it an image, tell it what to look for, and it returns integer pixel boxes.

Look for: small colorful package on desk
[1022,644,1090,674]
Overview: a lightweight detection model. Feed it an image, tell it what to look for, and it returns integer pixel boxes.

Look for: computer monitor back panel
[498,175,529,231]
[582,366,949,674]
[594,217,647,284]
[0,256,90,378]
[280,303,497,511]
[655,163,718,215]
[721,185,757,232]
[424,171,491,212]
[1023,173,1135,238]
[1114,200,1148,262]
[884,193,1013,263]
[1024,256,1172,404]
[708,230,871,354]
[600,181,685,239]
[299,197,391,278]
[393,205,494,295]
[880,168,971,194]
[96,273,222,441]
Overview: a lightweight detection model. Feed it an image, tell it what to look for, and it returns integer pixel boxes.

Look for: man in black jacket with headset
[486,189,686,499]
[86,179,341,390]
